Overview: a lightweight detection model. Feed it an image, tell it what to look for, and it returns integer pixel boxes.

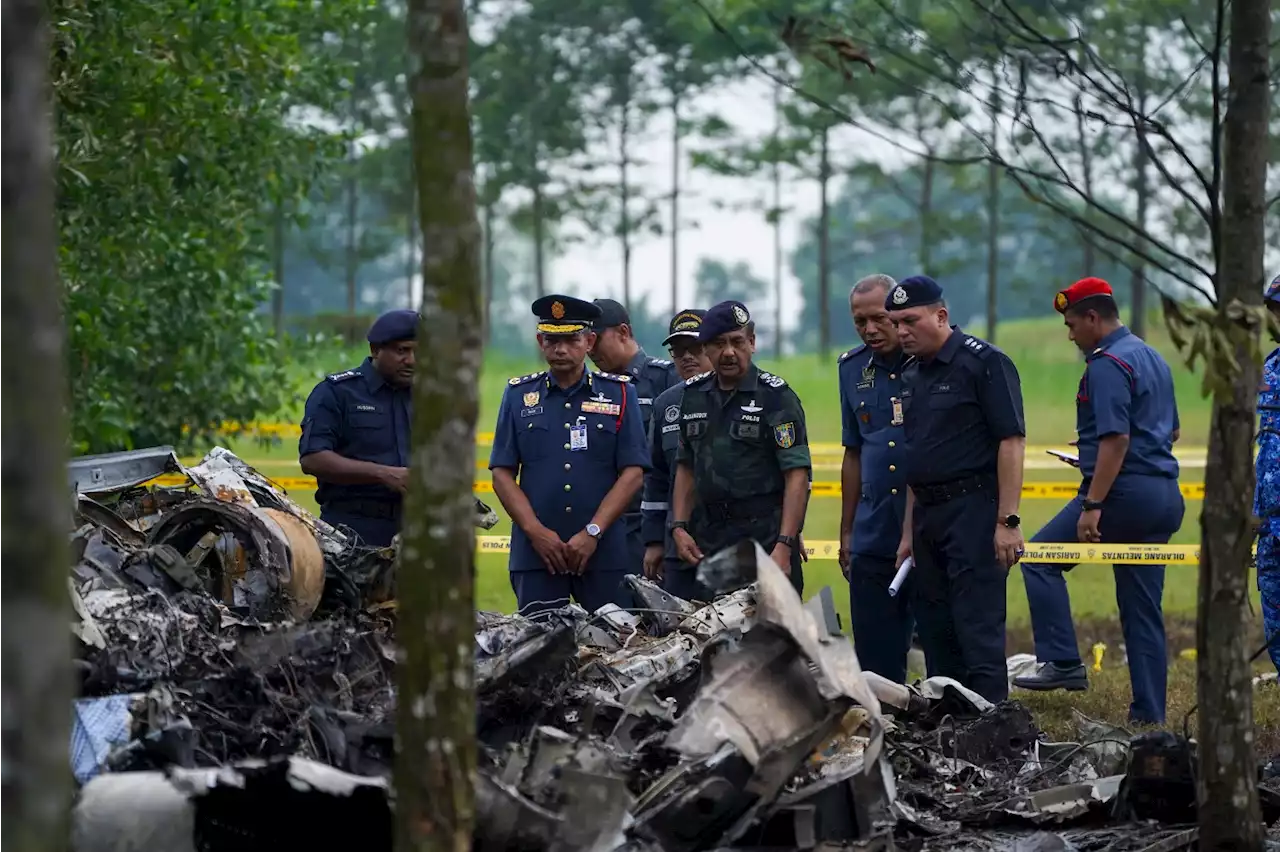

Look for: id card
[890,396,904,426]
[570,424,588,451]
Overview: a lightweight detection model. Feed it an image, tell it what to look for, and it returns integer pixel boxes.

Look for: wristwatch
[586,523,602,540]
[670,520,689,532]
[1001,514,1021,529]
[1082,499,1104,511]
[776,534,798,548]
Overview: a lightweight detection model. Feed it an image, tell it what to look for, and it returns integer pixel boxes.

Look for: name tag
[520,406,543,417]
[638,397,653,405]
[355,404,377,412]
[661,424,680,434]
[570,424,588,451]
[856,380,874,390]
[582,400,620,415]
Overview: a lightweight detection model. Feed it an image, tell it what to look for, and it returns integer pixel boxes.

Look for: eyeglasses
[668,343,704,358]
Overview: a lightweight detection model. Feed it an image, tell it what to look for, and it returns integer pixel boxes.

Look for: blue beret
[1267,274,1280,304]
[698,300,752,343]
[531,294,602,335]
[367,309,420,345]
[886,275,944,311]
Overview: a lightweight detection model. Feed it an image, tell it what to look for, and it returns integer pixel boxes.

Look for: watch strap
[1082,499,1104,511]
[776,534,798,548]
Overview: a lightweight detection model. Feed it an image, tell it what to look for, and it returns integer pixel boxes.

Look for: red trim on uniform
[616,384,627,431]
[1097,352,1137,391]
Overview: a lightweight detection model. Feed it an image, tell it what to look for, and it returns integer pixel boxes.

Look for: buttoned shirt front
[489,369,650,573]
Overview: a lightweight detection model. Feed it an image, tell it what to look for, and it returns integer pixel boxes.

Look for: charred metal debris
[68,450,1280,852]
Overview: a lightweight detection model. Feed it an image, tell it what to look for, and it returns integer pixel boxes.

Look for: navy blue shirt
[839,344,912,559]
[900,328,1025,486]
[1076,326,1180,480]
[488,369,650,573]
[619,348,679,520]
[299,358,412,508]
[640,382,687,557]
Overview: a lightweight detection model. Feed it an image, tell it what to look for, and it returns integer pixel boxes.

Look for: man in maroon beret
[1014,277,1184,725]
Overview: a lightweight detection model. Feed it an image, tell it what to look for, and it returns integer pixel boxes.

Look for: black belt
[701,492,782,522]
[323,499,402,520]
[911,475,993,507]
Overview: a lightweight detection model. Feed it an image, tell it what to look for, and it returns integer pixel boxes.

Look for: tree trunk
[985,69,1001,343]
[919,155,935,272]
[1073,94,1096,277]
[400,0,481,849]
[1196,0,1271,846]
[817,124,831,359]
[619,77,632,312]
[1130,36,1149,338]
[2,0,74,847]
[772,75,783,359]
[483,199,494,342]
[344,76,361,344]
[531,179,546,298]
[406,183,418,310]
[670,84,680,314]
[273,200,286,337]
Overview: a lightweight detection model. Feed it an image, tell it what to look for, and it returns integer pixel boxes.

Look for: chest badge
[774,422,796,448]
[665,404,680,423]
[862,364,875,381]
[741,399,762,413]
[523,390,540,407]
[582,398,621,415]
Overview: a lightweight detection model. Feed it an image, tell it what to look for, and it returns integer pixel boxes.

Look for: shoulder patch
[647,357,673,368]
[758,370,788,389]
[326,370,360,383]
[838,344,867,364]
[508,371,547,386]
[685,370,713,386]
[594,370,632,383]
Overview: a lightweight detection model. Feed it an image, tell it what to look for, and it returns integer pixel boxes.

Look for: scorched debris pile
[67,449,1277,852]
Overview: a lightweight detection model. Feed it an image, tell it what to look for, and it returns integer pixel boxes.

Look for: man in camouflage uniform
[669,300,812,594]
[1257,274,1280,672]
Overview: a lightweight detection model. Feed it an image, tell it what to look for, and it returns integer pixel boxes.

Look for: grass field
[194,316,1280,739]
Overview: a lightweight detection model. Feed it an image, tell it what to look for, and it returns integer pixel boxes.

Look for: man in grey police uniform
[299,309,418,547]
[588,298,680,571]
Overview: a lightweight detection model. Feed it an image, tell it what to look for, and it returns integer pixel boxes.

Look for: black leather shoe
[1012,661,1088,692]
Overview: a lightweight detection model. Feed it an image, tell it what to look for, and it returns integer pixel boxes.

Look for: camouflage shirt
[675,364,812,505]
[1256,347,1280,520]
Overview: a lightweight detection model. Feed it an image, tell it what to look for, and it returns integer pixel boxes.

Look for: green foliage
[53,0,362,452]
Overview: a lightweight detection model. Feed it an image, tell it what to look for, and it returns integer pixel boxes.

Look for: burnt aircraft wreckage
[64,447,1278,851]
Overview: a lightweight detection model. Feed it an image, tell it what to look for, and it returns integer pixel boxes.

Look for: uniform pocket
[729,421,762,441]
[927,390,961,410]
[515,420,552,461]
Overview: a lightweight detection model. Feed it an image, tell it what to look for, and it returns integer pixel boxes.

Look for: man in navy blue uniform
[888,276,1027,704]
[640,309,714,601]
[1013,277,1184,725]
[838,274,915,683]
[589,298,680,572]
[488,295,651,615]
[299,309,418,547]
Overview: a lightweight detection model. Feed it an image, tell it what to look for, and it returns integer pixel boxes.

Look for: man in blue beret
[299,308,419,547]
[886,276,1027,703]
[669,301,812,595]
[489,294,651,615]
[588,298,681,573]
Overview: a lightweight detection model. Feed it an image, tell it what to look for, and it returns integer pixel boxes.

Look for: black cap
[885,275,945,311]
[663,309,707,346]
[531,294,602,335]
[698,301,751,343]
[592,298,631,330]
[367,309,420,345]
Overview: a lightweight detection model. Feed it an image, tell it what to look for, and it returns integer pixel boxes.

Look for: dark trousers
[509,570,632,616]
[1020,476,1184,724]
[662,557,714,603]
[691,508,804,596]
[911,489,1008,703]
[622,511,646,576]
[1259,521,1280,673]
[320,510,399,549]
[849,554,915,683]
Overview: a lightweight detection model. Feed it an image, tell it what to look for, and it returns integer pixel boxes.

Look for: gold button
[891,488,899,495]
[889,464,897,472]
[564,422,571,429]
[563,443,570,450]
[888,441,896,448]
[564,463,571,470]
[564,484,572,492]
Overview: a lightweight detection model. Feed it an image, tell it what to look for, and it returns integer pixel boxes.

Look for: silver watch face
[587,523,602,538]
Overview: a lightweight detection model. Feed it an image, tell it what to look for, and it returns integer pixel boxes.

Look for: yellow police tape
[146,474,1208,501]
[476,535,1205,564]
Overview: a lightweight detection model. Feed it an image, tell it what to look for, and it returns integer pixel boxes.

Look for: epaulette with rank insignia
[326,369,360,383]
[593,370,632,383]
[685,370,713,386]
[838,344,867,364]
[962,335,989,355]
[647,357,673,368]
[758,370,788,389]
[507,371,547,386]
